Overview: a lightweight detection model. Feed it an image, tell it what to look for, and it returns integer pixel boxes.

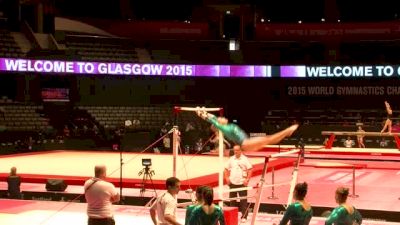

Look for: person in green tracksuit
[188,187,225,225]
[325,187,362,225]
[275,182,313,225]
[185,186,207,225]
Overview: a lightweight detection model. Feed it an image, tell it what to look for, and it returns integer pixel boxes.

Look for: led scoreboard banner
[1,58,400,78]
[0,58,271,77]
[281,65,400,78]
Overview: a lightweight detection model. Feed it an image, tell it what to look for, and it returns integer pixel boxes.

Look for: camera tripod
[138,165,156,197]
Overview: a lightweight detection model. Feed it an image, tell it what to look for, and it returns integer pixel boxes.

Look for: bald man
[84,165,120,225]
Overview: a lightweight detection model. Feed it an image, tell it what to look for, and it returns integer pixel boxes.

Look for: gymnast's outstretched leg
[196,108,298,152]
[240,124,298,152]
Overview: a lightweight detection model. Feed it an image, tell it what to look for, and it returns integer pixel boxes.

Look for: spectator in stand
[63,125,70,138]
[83,124,89,136]
[183,122,196,152]
[72,124,79,137]
[27,136,34,151]
[112,129,122,150]
[194,138,203,153]
[133,119,141,126]
[160,122,172,153]
[379,137,388,148]
[93,124,99,135]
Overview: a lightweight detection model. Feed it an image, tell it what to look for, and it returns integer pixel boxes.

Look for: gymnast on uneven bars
[196,107,298,152]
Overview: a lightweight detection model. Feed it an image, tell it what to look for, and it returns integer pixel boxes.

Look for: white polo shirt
[225,154,253,185]
[151,192,177,225]
[84,178,118,218]
[344,139,354,148]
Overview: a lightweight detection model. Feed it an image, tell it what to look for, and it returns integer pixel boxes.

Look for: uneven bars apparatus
[173,106,224,205]
[250,149,301,225]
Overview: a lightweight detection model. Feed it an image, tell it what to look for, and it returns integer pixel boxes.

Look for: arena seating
[0,30,24,58]
[264,108,394,126]
[65,34,143,62]
[3,105,51,132]
[78,105,209,131]
[147,40,231,64]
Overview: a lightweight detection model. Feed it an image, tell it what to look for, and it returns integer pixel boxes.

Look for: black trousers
[88,217,115,225]
[229,184,249,219]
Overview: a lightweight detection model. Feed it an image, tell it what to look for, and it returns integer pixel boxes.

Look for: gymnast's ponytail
[203,187,214,206]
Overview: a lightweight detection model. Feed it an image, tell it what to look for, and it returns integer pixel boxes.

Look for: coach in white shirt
[150,177,182,225]
[224,145,253,222]
[84,165,120,225]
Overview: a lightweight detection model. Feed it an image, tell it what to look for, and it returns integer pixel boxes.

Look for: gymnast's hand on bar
[196,107,203,117]
[201,111,208,119]
[196,107,208,119]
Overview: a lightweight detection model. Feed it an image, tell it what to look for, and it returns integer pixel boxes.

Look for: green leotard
[207,115,248,145]
[187,205,225,225]
[279,202,313,225]
[185,205,197,225]
[325,206,362,225]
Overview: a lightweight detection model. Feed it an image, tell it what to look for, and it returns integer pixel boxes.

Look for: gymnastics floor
[0,148,399,222]
[0,150,295,190]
